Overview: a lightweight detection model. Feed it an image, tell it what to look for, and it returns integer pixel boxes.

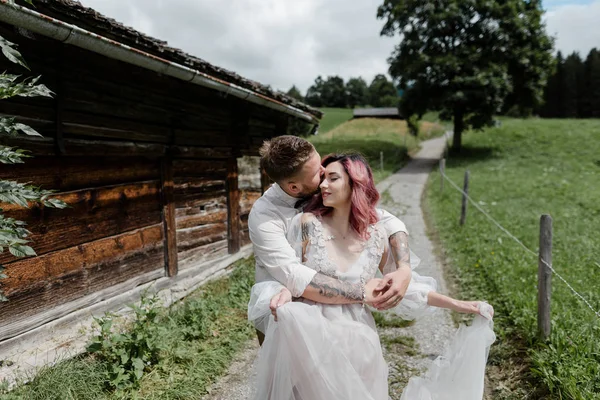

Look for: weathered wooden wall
[0,22,288,340]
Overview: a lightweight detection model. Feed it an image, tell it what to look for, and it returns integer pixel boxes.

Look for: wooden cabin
[0,0,321,374]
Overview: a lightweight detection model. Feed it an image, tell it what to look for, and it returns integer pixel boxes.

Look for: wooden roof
[26,0,322,120]
[353,107,401,118]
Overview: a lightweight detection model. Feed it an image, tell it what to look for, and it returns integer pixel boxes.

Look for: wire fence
[438,164,600,320]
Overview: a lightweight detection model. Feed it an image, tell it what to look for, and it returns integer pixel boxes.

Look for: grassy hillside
[310,117,444,182]
[318,108,353,133]
[425,119,600,399]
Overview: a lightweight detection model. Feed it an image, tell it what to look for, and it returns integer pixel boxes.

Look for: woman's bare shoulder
[300,212,318,224]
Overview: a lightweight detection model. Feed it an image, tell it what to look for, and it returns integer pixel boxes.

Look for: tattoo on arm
[301,221,310,242]
[308,273,362,302]
[389,231,411,270]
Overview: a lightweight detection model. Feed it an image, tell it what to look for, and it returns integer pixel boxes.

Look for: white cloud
[77,0,600,95]
[79,0,396,94]
[545,0,600,57]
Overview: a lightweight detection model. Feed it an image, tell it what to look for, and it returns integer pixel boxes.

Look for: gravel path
[203,136,457,400]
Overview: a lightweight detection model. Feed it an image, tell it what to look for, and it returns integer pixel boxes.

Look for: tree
[286,85,304,102]
[305,76,324,107]
[540,52,561,118]
[320,76,347,107]
[582,48,600,118]
[368,74,397,107]
[0,25,67,301]
[561,52,584,118]
[346,77,369,108]
[378,0,554,151]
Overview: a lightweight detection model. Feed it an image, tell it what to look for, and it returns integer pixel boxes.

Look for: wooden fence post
[459,170,469,226]
[439,158,445,192]
[538,214,552,341]
[380,151,384,171]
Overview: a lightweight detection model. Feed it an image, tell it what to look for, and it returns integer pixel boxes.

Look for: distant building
[353,108,402,119]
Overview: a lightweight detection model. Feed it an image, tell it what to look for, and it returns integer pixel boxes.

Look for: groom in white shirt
[248,135,413,343]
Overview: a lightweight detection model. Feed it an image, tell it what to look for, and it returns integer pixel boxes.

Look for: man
[248,135,412,343]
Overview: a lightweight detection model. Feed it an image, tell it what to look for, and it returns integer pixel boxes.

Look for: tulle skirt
[248,278,495,400]
[253,300,389,400]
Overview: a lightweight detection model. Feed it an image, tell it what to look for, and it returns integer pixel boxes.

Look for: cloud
[78,0,600,95]
[79,0,397,94]
[545,0,600,57]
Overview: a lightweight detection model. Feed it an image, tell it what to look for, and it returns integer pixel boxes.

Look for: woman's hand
[458,301,494,318]
[364,278,386,305]
[270,287,292,321]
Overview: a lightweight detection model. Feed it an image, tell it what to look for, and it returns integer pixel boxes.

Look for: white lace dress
[248,214,495,400]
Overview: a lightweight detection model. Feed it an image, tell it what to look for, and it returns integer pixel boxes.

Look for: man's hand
[270,287,292,321]
[372,266,411,310]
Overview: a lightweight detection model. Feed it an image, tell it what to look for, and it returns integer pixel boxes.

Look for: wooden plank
[0,246,164,339]
[173,179,226,204]
[172,159,228,178]
[0,182,162,263]
[176,223,228,252]
[226,157,241,254]
[177,239,229,270]
[0,156,160,192]
[0,136,167,157]
[174,195,227,217]
[0,224,164,294]
[160,158,178,277]
[240,190,261,215]
[170,145,232,160]
[62,113,171,143]
[176,210,227,229]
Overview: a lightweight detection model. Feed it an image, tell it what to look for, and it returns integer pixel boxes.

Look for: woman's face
[320,161,352,208]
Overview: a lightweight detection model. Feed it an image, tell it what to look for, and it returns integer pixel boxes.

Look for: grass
[424,118,600,399]
[310,117,445,182]
[2,257,256,400]
[318,108,353,133]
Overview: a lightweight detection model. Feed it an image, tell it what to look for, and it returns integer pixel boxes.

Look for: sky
[79,0,600,94]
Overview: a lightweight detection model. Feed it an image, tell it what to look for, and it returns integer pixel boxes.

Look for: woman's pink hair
[304,153,380,241]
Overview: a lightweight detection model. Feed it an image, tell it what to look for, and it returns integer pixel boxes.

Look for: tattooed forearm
[389,231,411,270]
[301,221,310,241]
[306,273,362,303]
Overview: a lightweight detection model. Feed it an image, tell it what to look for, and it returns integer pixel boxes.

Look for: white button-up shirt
[248,183,408,297]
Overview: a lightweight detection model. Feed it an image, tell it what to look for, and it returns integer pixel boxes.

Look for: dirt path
[203,136,476,400]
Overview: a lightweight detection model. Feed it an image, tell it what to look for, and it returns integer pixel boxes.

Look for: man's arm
[249,210,369,304]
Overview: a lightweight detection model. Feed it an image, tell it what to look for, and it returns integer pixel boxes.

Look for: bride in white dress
[248,153,496,400]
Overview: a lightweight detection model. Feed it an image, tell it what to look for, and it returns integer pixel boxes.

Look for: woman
[248,153,495,400]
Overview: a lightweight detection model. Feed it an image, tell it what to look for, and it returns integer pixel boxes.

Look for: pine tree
[582,48,600,118]
[562,52,583,118]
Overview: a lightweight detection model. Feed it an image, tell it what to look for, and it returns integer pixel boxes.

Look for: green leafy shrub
[87,293,165,390]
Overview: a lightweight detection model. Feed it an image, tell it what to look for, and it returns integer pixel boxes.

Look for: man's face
[294,151,325,197]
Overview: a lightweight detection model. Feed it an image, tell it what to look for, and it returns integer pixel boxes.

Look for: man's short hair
[259,135,316,182]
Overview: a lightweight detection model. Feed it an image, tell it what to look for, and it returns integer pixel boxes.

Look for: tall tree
[368,74,397,107]
[561,52,584,118]
[582,48,600,118]
[346,77,369,108]
[378,0,554,151]
[540,52,561,118]
[286,85,304,102]
[305,76,325,107]
[320,76,347,107]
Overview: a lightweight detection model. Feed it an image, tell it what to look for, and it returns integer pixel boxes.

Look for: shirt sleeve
[377,208,409,237]
[249,210,317,297]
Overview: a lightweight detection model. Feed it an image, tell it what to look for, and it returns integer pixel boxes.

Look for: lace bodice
[301,215,385,283]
